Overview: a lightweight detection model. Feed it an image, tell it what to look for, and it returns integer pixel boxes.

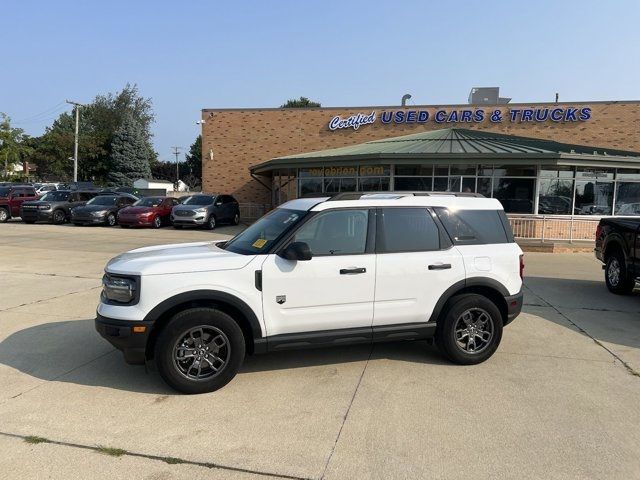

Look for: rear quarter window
[435,208,511,245]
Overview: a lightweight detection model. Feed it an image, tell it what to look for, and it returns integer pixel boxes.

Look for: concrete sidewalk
[0,223,639,479]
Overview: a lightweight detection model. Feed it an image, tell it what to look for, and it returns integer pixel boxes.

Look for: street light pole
[66,100,84,182]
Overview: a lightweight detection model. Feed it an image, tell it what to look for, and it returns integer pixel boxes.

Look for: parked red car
[117,196,180,228]
[0,184,39,222]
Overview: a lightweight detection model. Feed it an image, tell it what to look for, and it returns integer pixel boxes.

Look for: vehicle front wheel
[154,307,245,394]
[206,215,216,230]
[0,208,8,223]
[106,213,117,227]
[436,294,503,365]
[232,212,240,226]
[52,209,66,225]
[605,252,636,294]
[153,215,162,229]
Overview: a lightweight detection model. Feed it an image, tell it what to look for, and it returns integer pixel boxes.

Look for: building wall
[201,101,640,204]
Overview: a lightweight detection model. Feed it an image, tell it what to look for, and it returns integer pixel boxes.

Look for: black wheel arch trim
[143,289,263,340]
[428,277,511,324]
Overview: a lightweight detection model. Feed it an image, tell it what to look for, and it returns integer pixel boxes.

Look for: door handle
[428,263,452,270]
[340,267,366,275]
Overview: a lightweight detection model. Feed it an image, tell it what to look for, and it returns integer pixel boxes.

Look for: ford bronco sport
[96,192,524,394]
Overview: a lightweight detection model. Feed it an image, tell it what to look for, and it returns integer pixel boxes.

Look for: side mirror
[215,201,222,206]
[278,241,312,261]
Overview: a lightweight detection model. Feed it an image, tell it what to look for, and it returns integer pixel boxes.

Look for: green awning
[251,128,640,174]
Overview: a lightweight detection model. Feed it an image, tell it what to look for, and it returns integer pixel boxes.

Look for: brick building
[200,100,640,230]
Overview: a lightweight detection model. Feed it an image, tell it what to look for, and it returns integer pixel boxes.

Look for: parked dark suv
[171,194,240,229]
[21,190,98,224]
[70,194,138,226]
[0,185,39,222]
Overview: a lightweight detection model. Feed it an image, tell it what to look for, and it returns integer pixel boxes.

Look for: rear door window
[435,208,510,245]
[377,208,440,253]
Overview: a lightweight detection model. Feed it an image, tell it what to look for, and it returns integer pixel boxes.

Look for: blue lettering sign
[435,110,447,123]
[418,110,429,122]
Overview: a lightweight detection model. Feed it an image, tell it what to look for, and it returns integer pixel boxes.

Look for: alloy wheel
[208,216,216,229]
[53,210,65,224]
[608,258,621,286]
[153,216,162,228]
[0,209,7,222]
[107,214,116,226]
[454,308,494,354]
[172,326,230,381]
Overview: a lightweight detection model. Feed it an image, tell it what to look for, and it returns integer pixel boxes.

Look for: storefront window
[575,168,614,181]
[358,177,390,191]
[323,166,359,177]
[450,165,477,175]
[395,165,433,176]
[358,165,390,177]
[477,178,492,197]
[324,177,356,193]
[433,177,448,191]
[540,166,574,178]
[299,178,323,196]
[614,182,640,215]
[616,169,640,181]
[538,178,573,214]
[574,181,613,215]
[493,178,535,213]
[394,177,432,191]
[493,165,536,177]
[434,165,449,175]
[299,167,324,178]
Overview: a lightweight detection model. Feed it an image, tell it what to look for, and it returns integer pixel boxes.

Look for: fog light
[132,326,146,333]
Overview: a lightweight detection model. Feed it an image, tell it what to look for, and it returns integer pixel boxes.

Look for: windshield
[87,195,117,206]
[0,187,10,197]
[223,208,306,255]
[134,197,163,207]
[41,191,70,202]
[183,195,214,206]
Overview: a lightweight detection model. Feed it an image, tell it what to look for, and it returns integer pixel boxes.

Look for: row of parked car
[0,183,241,230]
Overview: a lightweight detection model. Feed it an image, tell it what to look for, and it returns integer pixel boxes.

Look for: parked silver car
[171,194,240,229]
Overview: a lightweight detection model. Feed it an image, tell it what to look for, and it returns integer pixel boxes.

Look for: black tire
[436,294,503,365]
[232,212,240,226]
[106,213,117,227]
[155,308,245,394]
[0,208,8,223]
[605,251,636,294]
[206,215,216,230]
[52,209,66,225]
[152,215,162,229]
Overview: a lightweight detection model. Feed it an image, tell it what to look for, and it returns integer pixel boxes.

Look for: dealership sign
[328,106,591,131]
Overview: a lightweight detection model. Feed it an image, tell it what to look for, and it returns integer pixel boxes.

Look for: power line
[11,102,67,124]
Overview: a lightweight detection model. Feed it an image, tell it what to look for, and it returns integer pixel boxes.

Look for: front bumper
[95,314,153,364]
[119,216,153,227]
[73,215,106,225]
[21,209,53,222]
[504,290,524,325]
[171,215,206,226]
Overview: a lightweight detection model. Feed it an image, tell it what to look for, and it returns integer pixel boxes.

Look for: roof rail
[325,191,485,201]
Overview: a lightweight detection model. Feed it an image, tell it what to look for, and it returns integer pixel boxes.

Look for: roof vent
[468,87,511,105]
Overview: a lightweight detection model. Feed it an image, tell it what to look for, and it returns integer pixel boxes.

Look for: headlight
[102,274,137,304]
[38,204,51,210]
[92,210,107,217]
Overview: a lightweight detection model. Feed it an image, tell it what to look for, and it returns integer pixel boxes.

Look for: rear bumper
[504,290,524,325]
[95,314,153,364]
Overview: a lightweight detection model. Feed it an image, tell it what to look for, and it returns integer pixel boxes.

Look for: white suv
[96,193,524,394]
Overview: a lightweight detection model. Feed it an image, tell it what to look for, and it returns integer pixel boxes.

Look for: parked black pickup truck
[595,217,640,294]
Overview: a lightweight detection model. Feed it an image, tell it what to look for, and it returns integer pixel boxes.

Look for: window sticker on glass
[252,238,268,249]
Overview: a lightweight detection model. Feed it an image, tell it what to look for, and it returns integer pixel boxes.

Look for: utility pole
[66,100,84,182]
[171,146,182,182]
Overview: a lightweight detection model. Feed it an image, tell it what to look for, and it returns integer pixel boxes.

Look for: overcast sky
[2,0,639,161]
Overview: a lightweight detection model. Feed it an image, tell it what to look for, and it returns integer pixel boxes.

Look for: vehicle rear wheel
[155,307,245,394]
[436,294,503,365]
[605,252,636,294]
[106,213,116,227]
[153,215,162,229]
[206,215,216,230]
[0,208,8,223]
[52,209,66,225]
[232,212,240,226]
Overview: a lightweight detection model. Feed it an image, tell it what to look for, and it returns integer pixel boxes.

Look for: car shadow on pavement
[524,276,640,350]
[0,319,447,395]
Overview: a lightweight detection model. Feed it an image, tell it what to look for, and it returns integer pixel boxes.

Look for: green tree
[0,113,34,180]
[182,135,202,187]
[280,97,321,108]
[107,114,152,187]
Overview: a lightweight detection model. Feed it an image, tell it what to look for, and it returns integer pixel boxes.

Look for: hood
[21,200,47,206]
[120,206,154,215]
[106,241,256,276]
[75,204,114,213]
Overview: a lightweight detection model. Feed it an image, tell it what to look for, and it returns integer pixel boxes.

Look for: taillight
[519,254,525,280]
[595,224,602,240]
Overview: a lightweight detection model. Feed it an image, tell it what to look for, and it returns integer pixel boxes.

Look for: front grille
[176,210,196,217]
[22,205,37,209]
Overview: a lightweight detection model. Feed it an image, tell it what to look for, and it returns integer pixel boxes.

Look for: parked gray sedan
[171,194,239,229]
